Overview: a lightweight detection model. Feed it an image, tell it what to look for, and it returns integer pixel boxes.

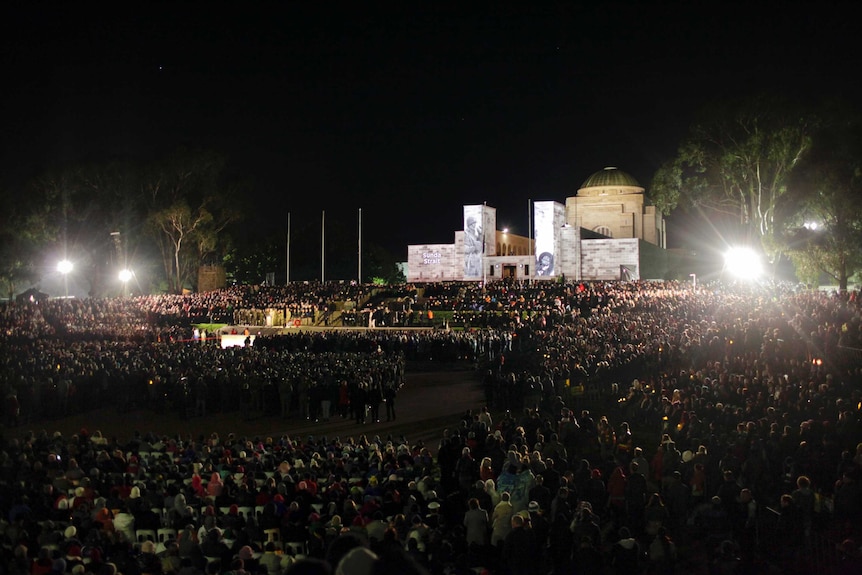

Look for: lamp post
[57,259,73,298]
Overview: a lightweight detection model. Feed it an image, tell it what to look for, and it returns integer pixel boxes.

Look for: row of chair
[263,527,307,558]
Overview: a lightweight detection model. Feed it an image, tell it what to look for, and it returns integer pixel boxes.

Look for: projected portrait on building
[534,201,557,277]
[463,205,484,278]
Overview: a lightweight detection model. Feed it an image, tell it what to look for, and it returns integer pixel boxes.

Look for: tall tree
[148,201,212,293]
[0,183,58,299]
[223,231,281,285]
[19,161,142,297]
[780,118,862,290]
[144,149,242,293]
[651,96,814,262]
[65,161,144,296]
[363,243,405,284]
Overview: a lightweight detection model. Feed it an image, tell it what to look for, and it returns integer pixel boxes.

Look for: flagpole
[285,212,290,285]
[527,199,532,283]
[358,208,362,284]
[321,210,325,283]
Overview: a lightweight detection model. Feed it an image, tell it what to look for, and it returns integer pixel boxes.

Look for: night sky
[3,3,860,256]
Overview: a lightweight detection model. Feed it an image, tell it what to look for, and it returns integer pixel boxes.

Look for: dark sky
[3,3,860,255]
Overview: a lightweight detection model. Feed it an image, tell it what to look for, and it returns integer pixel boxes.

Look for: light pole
[689,273,697,290]
[57,259,73,298]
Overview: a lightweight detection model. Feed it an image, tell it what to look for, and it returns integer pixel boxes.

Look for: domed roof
[581,167,640,189]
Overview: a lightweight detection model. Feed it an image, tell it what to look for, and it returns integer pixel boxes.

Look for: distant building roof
[580,166,641,189]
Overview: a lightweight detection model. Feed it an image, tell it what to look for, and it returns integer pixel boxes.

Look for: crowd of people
[2,279,862,574]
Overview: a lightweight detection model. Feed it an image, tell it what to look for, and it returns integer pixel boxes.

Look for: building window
[489,265,495,277]
[594,225,613,237]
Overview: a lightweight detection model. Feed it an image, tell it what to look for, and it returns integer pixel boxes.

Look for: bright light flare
[724,247,762,280]
[57,260,73,275]
[118,269,133,283]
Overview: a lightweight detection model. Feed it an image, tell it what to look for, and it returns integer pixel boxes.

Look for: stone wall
[580,238,639,280]
[559,225,581,280]
[198,265,226,292]
[406,243,457,282]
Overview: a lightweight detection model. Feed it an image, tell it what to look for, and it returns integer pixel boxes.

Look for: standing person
[320,380,333,422]
[611,527,642,574]
[353,382,367,424]
[368,384,382,423]
[338,380,350,419]
[574,534,605,575]
[4,391,19,428]
[456,447,478,495]
[463,498,489,547]
[607,465,627,525]
[308,381,321,422]
[662,471,690,535]
[278,376,293,419]
[791,475,816,542]
[647,526,677,574]
[239,380,252,421]
[503,514,538,575]
[383,384,397,421]
[491,492,514,547]
[193,375,208,418]
[298,373,310,420]
[626,461,649,533]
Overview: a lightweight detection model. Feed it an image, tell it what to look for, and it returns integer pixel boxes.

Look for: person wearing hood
[237,545,260,574]
[177,524,200,560]
[200,527,232,567]
[335,546,378,575]
[49,558,66,575]
[611,526,641,573]
[136,540,162,575]
[490,491,513,547]
[207,472,224,499]
[259,541,293,575]
[113,502,136,544]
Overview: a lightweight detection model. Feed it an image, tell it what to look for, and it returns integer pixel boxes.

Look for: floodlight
[724,247,762,280]
[118,269,133,283]
[57,259,73,298]
[57,259,73,275]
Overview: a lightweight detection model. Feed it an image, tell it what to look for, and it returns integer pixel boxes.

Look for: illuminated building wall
[406,244,457,281]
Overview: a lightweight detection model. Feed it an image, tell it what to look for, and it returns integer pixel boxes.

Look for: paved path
[12,366,485,454]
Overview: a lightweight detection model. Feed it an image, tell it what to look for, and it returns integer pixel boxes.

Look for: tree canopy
[650,96,814,262]
[0,149,244,297]
[143,149,242,293]
[779,117,862,290]
[0,145,412,298]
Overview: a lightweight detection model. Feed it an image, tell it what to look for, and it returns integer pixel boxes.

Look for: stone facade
[566,167,665,248]
[198,265,226,292]
[558,225,581,279]
[580,238,640,280]
[406,243,457,281]
[497,231,531,256]
[405,167,669,282]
